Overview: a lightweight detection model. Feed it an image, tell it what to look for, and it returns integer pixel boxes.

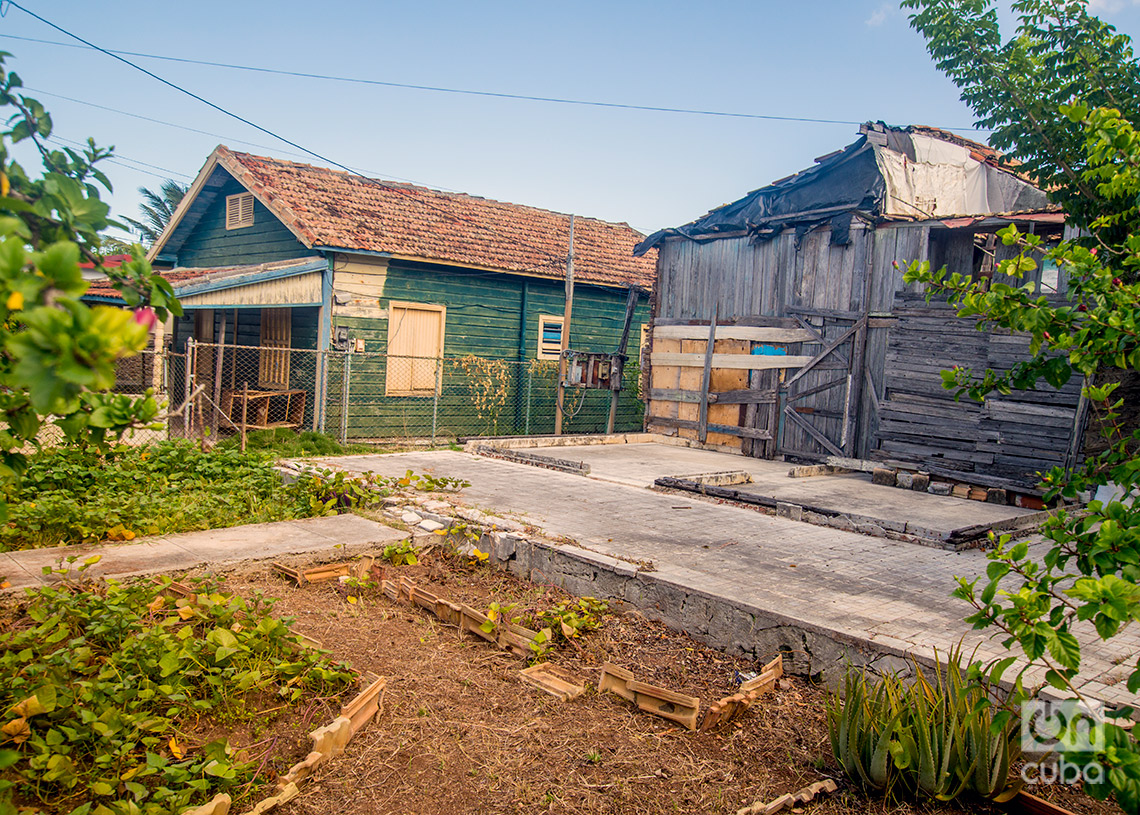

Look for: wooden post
[183,337,195,438]
[240,381,249,452]
[212,313,226,436]
[697,304,718,444]
[554,214,575,436]
[608,287,639,435]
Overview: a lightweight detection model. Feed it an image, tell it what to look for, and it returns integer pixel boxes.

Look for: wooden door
[777,312,867,459]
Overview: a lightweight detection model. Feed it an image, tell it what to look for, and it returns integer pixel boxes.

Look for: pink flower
[133,307,157,330]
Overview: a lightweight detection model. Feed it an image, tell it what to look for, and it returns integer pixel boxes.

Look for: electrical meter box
[563,351,625,391]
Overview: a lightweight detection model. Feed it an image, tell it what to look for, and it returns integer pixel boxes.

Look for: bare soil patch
[165,545,1123,815]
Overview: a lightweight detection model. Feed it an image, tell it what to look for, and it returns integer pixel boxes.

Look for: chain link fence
[104,341,645,447]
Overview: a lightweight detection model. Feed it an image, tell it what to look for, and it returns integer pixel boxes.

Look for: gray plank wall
[653,221,928,458]
[876,294,1084,489]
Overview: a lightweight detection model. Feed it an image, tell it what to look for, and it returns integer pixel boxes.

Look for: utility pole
[554,214,575,435]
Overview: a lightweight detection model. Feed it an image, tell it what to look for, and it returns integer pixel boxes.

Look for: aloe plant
[827,647,1022,804]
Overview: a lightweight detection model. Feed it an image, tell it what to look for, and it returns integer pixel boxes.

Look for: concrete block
[775,502,803,522]
[910,473,930,492]
[927,481,952,496]
[895,472,914,490]
[986,488,1008,505]
[871,467,896,486]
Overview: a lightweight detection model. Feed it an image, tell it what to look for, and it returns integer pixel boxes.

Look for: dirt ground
[169,547,1122,815]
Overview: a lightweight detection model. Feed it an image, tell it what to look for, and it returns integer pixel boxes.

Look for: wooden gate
[646,316,815,455]
[776,309,868,459]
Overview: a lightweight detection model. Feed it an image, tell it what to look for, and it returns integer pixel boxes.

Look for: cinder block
[952,484,971,499]
[927,482,952,496]
[910,473,930,492]
[895,472,914,489]
[775,502,802,522]
[986,488,1008,505]
[871,467,895,486]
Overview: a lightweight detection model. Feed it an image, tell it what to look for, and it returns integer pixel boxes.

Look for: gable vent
[226,192,255,230]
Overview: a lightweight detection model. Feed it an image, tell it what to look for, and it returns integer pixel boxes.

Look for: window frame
[537,314,564,360]
[258,308,291,389]
[225,192,255,230]
[385,300,446,397]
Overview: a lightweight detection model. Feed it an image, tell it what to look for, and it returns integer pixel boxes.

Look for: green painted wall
[327,260,649,439]
[177,175,309,268]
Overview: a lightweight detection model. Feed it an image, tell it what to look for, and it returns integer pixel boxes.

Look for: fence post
[241,381,249,452]
[431,357,442,447]
[184,337,195,438]
[525,365,532,435]
[340,352,351,444]
[316,349,327,434]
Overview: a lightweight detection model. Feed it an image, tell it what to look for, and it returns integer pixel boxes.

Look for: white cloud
[1088,0,1140,11]
[866,2,891,26]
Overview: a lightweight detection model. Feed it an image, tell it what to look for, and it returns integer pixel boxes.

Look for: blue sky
[2,0,1140,239]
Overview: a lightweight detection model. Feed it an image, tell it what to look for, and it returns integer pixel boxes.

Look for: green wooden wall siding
[328,260,649,438]
[176,175,309,268]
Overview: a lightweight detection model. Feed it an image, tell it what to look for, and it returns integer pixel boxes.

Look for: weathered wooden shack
[636,123,1082,491]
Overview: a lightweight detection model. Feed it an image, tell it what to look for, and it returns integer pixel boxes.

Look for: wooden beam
[648,388,704,404]
[651,352,812,370]
[786,304,864,321]
[698,305,717,444]
[784,376,846,404]
[648,416,772,441]
[652,324,817,343]
[783,405,844,457]
[709,389,777,405]
[783,318,863,389]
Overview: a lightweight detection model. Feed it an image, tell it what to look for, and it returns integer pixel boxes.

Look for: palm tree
[122,179,188,245]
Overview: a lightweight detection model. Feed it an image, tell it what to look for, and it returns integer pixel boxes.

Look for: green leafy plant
[1,441,317,551]
[901,4,1140,809]
[0,54,182,517]
[0,577,354,814]
[381,540,419,567]
[536,597,608,642]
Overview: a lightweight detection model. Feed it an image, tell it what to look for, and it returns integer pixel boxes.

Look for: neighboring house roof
[635,122,1057,254]
[84,258,326,304]
[151,146,655,290]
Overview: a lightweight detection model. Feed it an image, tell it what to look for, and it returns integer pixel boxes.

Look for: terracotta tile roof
[84,258,323,303]
[214,147,655,289]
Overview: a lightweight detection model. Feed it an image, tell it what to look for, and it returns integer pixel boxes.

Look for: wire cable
[5,2,580,276]
[0,31,991,132]
[25,86,464,190]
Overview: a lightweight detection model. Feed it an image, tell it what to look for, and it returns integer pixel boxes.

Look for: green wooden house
[136,146,656,439]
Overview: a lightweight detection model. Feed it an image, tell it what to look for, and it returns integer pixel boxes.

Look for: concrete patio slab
[474,441,1035,546]
[1,514,407,591]
[318,450,1139,708]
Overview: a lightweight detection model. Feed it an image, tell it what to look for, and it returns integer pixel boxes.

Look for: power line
[5,4,575,275]
[0,31,992,133]
[46,133,193,179]
[25,86,463,191]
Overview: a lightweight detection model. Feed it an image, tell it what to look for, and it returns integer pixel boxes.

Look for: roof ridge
[223,148,642,233]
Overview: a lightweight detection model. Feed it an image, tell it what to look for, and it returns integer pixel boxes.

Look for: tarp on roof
[635,137,883,254]
[634,123,1053,256]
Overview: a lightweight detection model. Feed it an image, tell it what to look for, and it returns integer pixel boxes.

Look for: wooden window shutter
[537,315,563,360]
[386,302,445,396]
[259,308,291,388]
[226,192,255,230]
